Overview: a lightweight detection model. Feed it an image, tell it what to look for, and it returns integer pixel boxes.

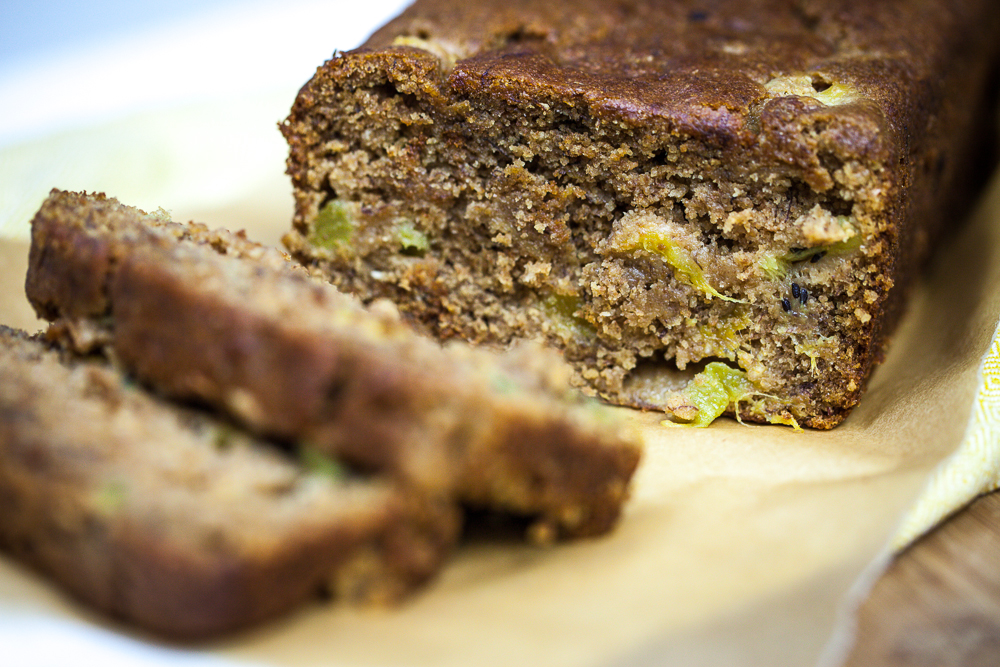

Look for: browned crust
[25,190,641,538]
[281,0,1000,429]
[0,326,459,639]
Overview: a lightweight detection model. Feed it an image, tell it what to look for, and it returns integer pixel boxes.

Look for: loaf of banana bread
[0,326,459,639]
[26,190,641,540]
[281,0,1000,428]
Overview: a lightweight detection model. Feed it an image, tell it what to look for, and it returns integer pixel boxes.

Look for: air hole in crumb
[621,357,699,410]
[504,25,550,46]
[370,83,398,100]
[810,75,832,93]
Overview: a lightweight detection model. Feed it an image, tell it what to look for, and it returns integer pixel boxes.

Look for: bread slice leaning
[26,190,642,540]
[0,326,459,639]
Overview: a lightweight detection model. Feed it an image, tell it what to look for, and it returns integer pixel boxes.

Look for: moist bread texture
[0,326,459,639]
[26,190,641,540]
[282,0,1000,428]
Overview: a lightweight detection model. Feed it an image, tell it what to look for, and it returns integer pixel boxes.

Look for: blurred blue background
[0,0,412,143]
[1,1,247,68]
[0,1,411,241]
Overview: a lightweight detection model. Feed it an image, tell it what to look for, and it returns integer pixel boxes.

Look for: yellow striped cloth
[892,324,1000,548]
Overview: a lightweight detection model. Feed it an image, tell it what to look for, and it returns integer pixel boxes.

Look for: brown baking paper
[1,159,999,667]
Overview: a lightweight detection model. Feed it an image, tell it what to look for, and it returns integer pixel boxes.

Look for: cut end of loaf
[282,51,899,429]
[282,0,1000,429]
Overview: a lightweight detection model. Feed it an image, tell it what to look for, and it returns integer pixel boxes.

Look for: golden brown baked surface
[26,190,641,540]
[282,0,1000,428]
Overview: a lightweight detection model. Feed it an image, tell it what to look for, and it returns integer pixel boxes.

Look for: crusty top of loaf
[348,0,997,156]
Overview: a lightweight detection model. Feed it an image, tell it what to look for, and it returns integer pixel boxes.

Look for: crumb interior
[282,47,901,429]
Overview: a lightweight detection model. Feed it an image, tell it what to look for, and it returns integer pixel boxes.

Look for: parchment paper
[1,157,999,667]
[2,3,1000,665]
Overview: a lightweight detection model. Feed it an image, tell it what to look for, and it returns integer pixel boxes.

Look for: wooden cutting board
[845,489,1000,666]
